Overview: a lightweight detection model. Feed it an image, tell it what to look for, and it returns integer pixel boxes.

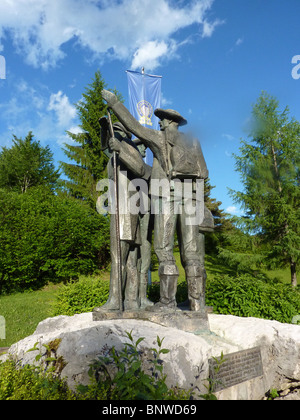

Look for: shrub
[0,332,192,400]
[51,276,110,316]
[0,359,75,400]
[50,271,300,325]
[206,274,300,323]
[0,188,110,294]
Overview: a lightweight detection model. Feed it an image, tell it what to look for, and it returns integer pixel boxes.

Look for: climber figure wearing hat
[97,118,153,312]
[101,89,212,314]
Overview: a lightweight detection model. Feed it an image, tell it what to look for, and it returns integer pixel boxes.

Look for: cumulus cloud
[0,0,221,71]
[48,91,76,127]
[226,206,239,215]
[132,40,173,71]
[0,78,78,150]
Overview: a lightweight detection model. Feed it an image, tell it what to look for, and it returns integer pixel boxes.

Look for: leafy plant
[78,330,192,400]
[266,388,279,400]
[200,351,227,400]
[0,358,75,400]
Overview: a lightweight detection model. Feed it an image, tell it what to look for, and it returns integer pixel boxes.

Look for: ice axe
[105,110,123,312]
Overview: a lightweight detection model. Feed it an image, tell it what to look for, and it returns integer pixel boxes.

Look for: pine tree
[204,179,235,253]
[0,132,60,193]
[230,92,300,286]
[60,71,122,207]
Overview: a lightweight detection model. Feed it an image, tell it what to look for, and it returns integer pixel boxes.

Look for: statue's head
[113,121,132,140]
[154,108,187,131]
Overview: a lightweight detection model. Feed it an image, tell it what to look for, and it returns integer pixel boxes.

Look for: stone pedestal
[92,306,210,334]
[2,313,300,399]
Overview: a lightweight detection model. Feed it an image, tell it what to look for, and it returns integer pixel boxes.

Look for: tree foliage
[204,179,235,253]
[230,92,300,286]
[60,71,122,207]
[0,188,110,294]
[0,132,60,193]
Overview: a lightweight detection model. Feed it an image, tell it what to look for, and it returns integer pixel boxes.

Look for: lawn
[0,284,60,348]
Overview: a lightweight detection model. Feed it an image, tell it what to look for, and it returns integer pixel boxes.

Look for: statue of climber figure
[98,118,153,311]
[102,90,213,313]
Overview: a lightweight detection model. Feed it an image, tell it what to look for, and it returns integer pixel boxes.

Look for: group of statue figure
[97,90,214,315]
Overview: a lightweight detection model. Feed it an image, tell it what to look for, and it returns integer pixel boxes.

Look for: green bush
[51,276,110,316]
[0,359,75,400]
[0,188,110,294]
[0,332,192,400]
[50,271,300,325]
[206,274,300,323]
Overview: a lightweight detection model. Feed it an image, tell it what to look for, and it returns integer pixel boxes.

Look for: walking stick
[107,111,123,312]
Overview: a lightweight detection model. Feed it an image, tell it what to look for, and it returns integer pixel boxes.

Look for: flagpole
[140,67,152,287]
[141,67,146,129]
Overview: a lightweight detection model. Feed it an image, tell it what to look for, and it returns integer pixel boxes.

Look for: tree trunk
[270,141,282,194]
[291,260,297,288]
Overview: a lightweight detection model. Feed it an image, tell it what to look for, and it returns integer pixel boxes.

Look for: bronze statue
[101,90,212,313]
[97,119,153,311]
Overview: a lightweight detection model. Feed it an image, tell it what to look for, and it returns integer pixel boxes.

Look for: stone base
[3,313,300,399]
[92,306,210,334]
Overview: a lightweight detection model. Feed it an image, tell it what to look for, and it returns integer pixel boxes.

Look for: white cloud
[226,206,239,215]
[202,18,224,38]
[229,37,244,53]
[222,133,235,141]
[0,78,78,152]
[0,0,221,71]
[132,40,171,71]
[236,37,244,46]
[48,91,76,127]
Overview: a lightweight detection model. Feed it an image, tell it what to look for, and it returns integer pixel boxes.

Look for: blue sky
[0,0,299,215]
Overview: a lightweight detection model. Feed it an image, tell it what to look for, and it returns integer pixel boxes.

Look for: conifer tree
[204,179,235,253]
[60,71,122,207]
[230,92,300,286]
[0,132,59,193]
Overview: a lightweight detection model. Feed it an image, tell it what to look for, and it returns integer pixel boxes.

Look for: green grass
[263,266,291,285]
[0,284,60,348]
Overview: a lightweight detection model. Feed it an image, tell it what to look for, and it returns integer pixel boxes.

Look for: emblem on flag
[137,100,153,126]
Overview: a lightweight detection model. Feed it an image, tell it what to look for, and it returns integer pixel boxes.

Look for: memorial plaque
[209,347,263,392]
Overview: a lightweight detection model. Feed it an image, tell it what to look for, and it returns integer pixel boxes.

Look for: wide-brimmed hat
[154,108,187,126]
